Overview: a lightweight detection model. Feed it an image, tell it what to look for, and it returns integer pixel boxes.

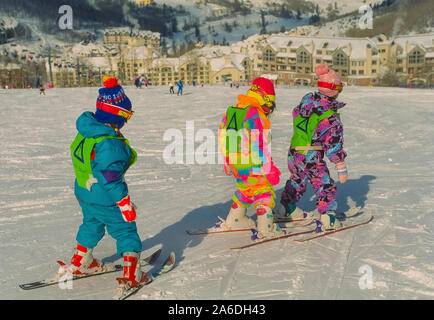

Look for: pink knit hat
[315,64,343,97]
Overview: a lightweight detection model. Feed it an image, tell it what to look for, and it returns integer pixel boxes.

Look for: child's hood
[76,111,118,138]
[294,92,346,118]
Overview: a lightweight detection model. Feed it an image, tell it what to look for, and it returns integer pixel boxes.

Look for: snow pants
[281,149,337,215]
[76,201,142,257]
[233,175,276,210]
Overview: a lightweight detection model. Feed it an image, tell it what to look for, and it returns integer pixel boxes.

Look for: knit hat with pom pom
[315,64,343,98]
[95,77,133,128]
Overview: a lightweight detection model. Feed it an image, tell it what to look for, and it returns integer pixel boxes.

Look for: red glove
[116,195,136,222]
[265,162,281,185]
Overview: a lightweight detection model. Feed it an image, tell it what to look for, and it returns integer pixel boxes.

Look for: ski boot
[253,205,285,240]
[315,212,342,233]
[60,243,106,276]
[274,200,312,222]
[223,202,255,229]
[116,252,152,290]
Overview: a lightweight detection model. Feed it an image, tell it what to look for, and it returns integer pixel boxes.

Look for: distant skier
[218,77,284,239]
[67,77,150,291]
[134,77,142,89]
[176,80,183,95]
[39,85,45,95]
[169,82,175,94]
[274,64,348,232]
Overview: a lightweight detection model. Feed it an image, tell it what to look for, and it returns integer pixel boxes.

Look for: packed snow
[0,84,433,300]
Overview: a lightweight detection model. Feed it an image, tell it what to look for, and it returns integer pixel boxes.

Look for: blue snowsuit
[177,81,183,95]
[73,112,142,256]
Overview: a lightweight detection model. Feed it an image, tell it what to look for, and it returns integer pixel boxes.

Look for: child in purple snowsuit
[275,65,348,232]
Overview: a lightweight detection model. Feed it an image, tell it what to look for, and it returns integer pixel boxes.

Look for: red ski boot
[70,243,103,274]
[116,252,152,289]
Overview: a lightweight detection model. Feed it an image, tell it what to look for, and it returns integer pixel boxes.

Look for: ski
[186,216,252,235]
[113,251,176,300]
[187,227,252,235]
[229,228,316,250]
[229,208,367,250]
[187,207,362,235]
[18,248,162,291]
[277,206,362,226]
[293,211,373,243]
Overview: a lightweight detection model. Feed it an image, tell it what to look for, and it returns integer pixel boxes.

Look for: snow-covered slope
[0,84,433,299]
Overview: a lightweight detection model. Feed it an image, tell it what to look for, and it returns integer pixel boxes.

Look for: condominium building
[47,30,433,87]
[252,33,433,86]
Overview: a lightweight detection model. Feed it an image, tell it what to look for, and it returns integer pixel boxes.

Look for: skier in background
[176,79,183,95]
[39,84,45,95]
[274,64,348,232]
[218,77,284,240]
[66,76,150,291]
[169,82,175,94]
[134,77,142,89]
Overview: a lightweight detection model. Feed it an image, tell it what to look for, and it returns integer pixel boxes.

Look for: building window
[359,61,364,66]
[352,70,357,75]
[334,53,347,66]
[297,51,308,64]
[409,51,424,64]
[359,70,364,75]
[372,69,376,73]
[264,49,275,61]
[316,59,321,63]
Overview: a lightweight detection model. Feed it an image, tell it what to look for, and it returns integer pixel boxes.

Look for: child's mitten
[265,161,281,185]
[336,162,348,183]
[116,194,137,222]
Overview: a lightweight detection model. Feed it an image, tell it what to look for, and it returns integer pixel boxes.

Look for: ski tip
[167,252,176,265]
[19,284,32,290]
[56,260,67,267]
[146,248,162,265]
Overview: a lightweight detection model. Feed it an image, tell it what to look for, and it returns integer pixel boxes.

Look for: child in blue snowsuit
[66,77,150,289]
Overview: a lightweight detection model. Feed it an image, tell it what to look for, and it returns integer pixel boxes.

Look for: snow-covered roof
[264,35,378,60]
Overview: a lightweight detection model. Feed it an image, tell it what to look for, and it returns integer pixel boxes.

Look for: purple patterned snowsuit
[281,92,347,215]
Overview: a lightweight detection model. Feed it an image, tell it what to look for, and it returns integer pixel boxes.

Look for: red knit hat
[252,77,275,96]
[248,77,276,113]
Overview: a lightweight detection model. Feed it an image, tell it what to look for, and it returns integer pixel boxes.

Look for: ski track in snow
[0,85,433,299]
